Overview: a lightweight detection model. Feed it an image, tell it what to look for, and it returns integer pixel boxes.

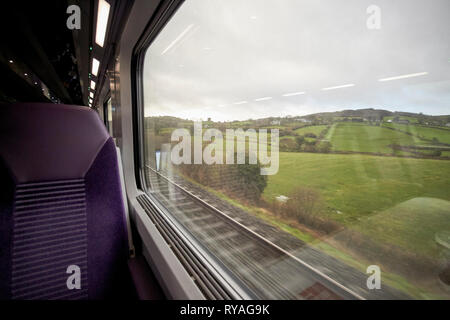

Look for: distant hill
[294,108,450,126]
[300,108,392,120]
[144,108,450,126]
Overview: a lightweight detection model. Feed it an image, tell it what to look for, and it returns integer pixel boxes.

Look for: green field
[294,125,328,136]
[329,123,421,153]
[151,113,450,298]
[264,152,450,224]
[383,116,419,124]
[353,197,450,259]
[158,127,178,135]
[149,113,450,297]
[383,123,450,144]
[263,152,450,291]
[178,149,450,298]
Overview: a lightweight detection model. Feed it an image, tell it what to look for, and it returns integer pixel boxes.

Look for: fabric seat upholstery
[0,103,130,299]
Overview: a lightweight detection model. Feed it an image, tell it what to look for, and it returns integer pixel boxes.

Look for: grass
[294,125,328,136]
[158,127,178,135]
[311,240,445,299]
[264,152,450,224]
[383,116,420,124]
[151,117,450,299]
[324,123,337,140]
[187,176,445,299]
[329,123,421,153]
[383,123,450,144]
[280,135,296,140]
[352,197,450,259]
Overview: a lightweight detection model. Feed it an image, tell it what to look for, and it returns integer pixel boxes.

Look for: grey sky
[143,0,450,121]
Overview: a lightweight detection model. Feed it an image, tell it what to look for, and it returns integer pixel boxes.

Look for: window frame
[103,95,113,135]
[132,0,256,300]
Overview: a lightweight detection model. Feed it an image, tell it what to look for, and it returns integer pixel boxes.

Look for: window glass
[143,0,450,299]
[106,97,113,136]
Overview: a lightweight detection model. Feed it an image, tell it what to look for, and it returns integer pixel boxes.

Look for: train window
[141,0,450,299]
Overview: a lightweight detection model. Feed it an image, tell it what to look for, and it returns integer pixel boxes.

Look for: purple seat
[0,103,130,299]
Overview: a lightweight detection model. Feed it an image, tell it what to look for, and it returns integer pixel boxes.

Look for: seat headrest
[0,103,110,183]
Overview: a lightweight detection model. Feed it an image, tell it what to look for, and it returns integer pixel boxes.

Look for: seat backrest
[0,103,129,299]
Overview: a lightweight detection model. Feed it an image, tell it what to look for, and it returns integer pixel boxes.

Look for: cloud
[143,0,450,121]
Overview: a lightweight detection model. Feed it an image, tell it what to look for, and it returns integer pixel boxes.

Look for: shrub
[295,135,305,148]
[304,132,317,138]
[178,154,268,204]
[279,128,293,137]
[302,144,316,153]
[317,141,332,153]
[431,150,442,157]
[237,162,268,202]
[272,187,340,234]
[284,187,322,220]
[279,138,298,152]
